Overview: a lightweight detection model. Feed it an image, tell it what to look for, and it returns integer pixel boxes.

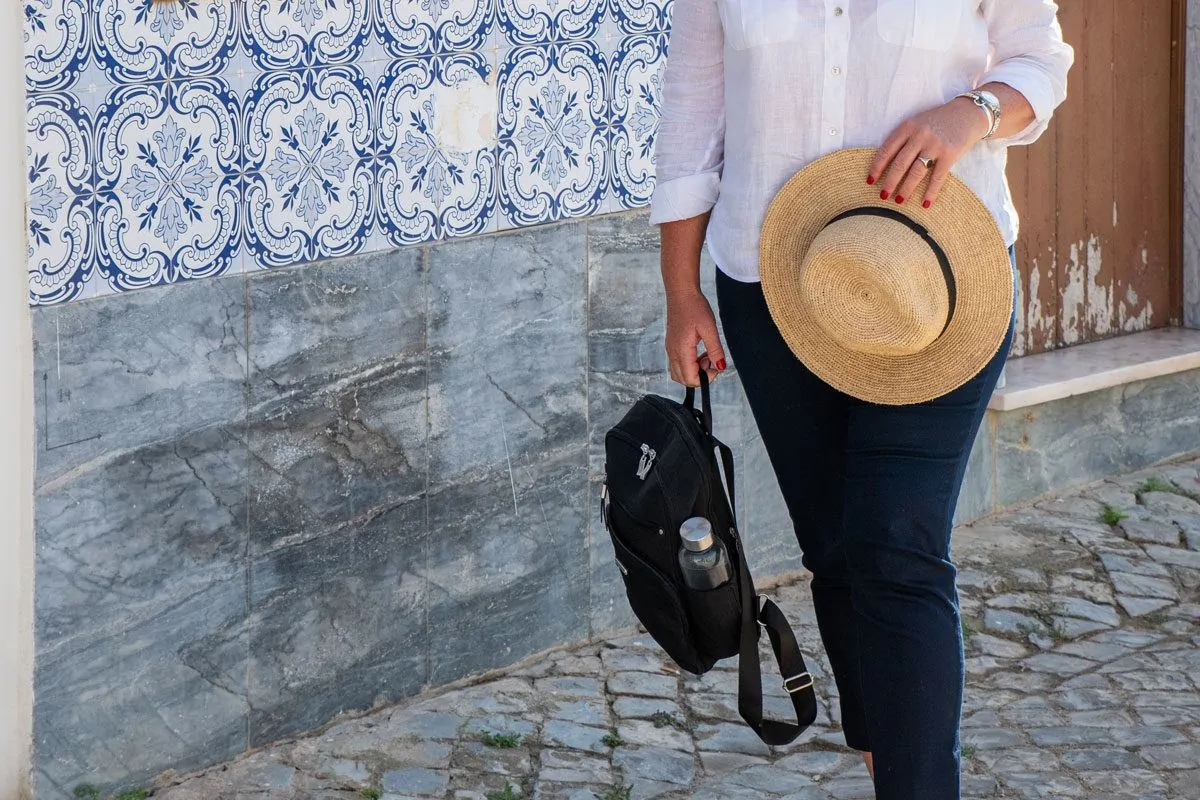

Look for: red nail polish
[866,175,876,185]
[922,199,932,209]
[895,195,905,204]
[716,359,727,371]
[879,190,889,200]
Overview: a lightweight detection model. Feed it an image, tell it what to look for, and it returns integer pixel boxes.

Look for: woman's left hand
[867,97,991,208]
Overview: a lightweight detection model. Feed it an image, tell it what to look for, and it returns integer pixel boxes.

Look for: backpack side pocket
[605,499,714,674]
[682,580,741,661]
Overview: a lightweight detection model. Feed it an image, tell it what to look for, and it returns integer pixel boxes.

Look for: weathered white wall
[1,0,34,792]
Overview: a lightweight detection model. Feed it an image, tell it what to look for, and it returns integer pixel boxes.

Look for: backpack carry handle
[683,370,714,437]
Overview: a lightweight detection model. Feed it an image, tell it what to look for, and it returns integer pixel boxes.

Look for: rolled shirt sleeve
[648,0,726,224]
[979,0,1075,146]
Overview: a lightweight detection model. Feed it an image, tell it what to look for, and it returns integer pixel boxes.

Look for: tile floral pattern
[95,80,241,289]
[23,0,671,305]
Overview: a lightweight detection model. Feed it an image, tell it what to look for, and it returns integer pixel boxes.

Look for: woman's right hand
[665,289,727,388]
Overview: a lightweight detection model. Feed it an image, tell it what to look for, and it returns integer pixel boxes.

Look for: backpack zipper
[641,395,714,500]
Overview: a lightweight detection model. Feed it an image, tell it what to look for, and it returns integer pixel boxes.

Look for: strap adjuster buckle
[783,672,813,694]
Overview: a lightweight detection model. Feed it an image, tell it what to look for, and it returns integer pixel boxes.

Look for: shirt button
[831,66,841,76]
[833,6,844,16]
[829,127,838,136]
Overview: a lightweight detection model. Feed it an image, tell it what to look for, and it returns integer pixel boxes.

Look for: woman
[650,2,1072,798]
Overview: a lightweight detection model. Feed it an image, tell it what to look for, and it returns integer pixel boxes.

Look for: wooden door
[1006,0,1186,356]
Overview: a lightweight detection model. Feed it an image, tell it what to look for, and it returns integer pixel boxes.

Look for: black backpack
[601,372,818,745]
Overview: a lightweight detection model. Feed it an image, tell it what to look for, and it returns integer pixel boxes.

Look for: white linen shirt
[649,0,1074,283]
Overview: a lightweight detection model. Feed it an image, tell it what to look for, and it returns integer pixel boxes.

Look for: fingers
[665,297,728,388]
[666,337,702,388]
[922,159,951,207]
[867,123,910,187]
[873,101,986,207]
[894,152,939,207]
[698,319,727,373]
[697,319,727,384]
[668,357,683,387]
[666,338,727,387]
[880,139,925,203]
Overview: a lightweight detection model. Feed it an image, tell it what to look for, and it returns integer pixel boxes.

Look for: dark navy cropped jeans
[715,263,1015,800]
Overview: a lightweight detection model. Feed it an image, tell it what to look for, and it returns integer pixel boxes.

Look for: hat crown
[798,216,951,358]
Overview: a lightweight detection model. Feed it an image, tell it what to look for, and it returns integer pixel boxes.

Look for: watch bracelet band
[977,90,1003,139]
[958,90,1002,139]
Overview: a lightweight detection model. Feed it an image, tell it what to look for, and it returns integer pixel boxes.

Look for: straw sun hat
[759,148,1014,406]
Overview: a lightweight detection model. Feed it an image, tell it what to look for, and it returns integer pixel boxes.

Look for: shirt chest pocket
[716,0,822,51]
[875,0,965,52]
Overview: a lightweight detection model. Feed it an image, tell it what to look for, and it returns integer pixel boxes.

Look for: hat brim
[759,148,1014,406]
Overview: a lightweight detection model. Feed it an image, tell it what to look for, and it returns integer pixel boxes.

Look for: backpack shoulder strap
[714,436,818,745]
[739,591,819,745]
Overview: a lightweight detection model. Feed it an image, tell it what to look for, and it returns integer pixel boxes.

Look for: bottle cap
[680,517,714,552]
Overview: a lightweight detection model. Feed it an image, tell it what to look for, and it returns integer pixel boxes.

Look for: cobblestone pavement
[152,460,1200,800]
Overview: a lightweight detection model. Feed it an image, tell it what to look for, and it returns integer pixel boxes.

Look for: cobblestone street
[151,459,1200,800]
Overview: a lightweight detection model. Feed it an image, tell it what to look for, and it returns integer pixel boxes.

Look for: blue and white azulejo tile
[243,67,374,268]
[245,0,370,70]
[499,0,605,45]
[608,32,664,209]
[22,0,677,303]
[376,54,497,245]
[24,0,89,91]
[610,0,671,34]
[94,80,241,291]
[27,93,95,305]
[93,0,237,82]
[376,0,494,57]
[498,42,607,227]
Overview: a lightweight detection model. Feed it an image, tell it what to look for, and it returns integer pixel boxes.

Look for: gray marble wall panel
[245,249,428,555]
[953,420,996,526]
[35,574,249,798]
[1185,0,1199,328]
[32,275,248,487]
[426,225,587,482]
[32,281,251,799]
[733,400,806,580]
[243,249,432,742]
[247,497,427,746]
[243,364,427,556]
[246,248,427,406]
[425,453,589,685]
[993,370,1200,508]
[425,224,590,682]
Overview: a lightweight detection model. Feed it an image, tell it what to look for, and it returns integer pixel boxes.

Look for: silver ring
[918,155,936,169]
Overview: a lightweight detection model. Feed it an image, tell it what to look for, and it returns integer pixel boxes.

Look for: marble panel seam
[583,215,594,640]
[421,242,434,686]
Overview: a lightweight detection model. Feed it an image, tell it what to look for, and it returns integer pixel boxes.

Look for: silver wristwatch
[958,89,1002,139]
